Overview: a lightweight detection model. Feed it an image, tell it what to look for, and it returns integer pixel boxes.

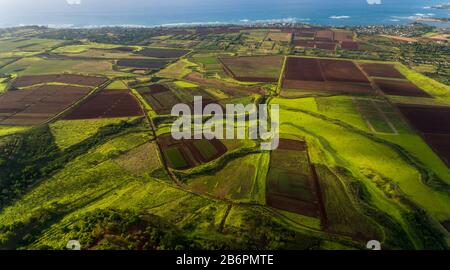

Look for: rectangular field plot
[374,79,432,98]
[220,56,284,82]
[266,139,323,219]
[397,104,450,166]
[0,85,91,125]
[282,57,373,94]
[64,90,143,120]
[157,134,227,170]
[136,48,190,58]
[186,154,259,201]
[138,83,217,115]
[353,98,401,134]
[12,74,108,88]
[266,32,293,43]
[359,63,405,79]
[116,58,171,70]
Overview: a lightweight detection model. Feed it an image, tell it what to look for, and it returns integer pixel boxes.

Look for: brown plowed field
[319,59,369,83]
[334,31,354,42]
[266,194,319,217]
[315,30,334,42]
[284,57,324,82]
[374,79,431,97]
[64,90,143,120]
[278,139,307,151]
[341,41,359,50]
[12,74,107,88]
[359,63,405,79]
[282,57,373,94]
[397,105,450,134]
[425,133,450,166]
[0,85,91,125]
[266,139,325,220]
[397,104,450,167]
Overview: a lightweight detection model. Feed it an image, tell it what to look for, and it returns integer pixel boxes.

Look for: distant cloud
[367,0,382,5]
[330,15,351,19]
[67,0,81,5]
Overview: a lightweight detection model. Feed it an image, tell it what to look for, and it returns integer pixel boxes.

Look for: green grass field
[164,147,189,169]
[193,140,218,160]
[0,57,131,77]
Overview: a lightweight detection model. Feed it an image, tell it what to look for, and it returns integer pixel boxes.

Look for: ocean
[0,0,449,28]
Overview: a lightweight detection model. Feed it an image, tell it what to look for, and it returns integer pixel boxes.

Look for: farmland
[157,134,227,170]
[64,90,143,120]
[219,56,284,82]
[282,57,373,94]
[0,85,91,125]
[0,25,449,251]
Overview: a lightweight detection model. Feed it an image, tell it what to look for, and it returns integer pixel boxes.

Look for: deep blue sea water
[0,0,449,28]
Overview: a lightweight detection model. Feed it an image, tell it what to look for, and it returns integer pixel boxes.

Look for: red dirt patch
[0,85,91,125]
[397,105,450,134]
[282,57,373,94]
[341,41,360,50]
[319,59,369,83]
[64,90,143,120]
[284,57,324,82]
[397,104,450,167]
[375,79,431,97]
[360,63,406,79]
[278,139,307,151]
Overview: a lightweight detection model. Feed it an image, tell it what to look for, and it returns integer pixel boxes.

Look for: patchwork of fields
[0,27,449,251]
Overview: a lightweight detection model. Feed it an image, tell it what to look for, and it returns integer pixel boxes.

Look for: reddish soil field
[315,30,334,42]
[341,41,360,50]
[319,59,369,83]
[374,79,431,97]
[12,74,108,88]
[333,31,354,42]
[283,57,373,94]
[425,134,450,166]
[136,48,190,58]
[397,104,450,167]
[284,57,324,82]
[295,32,315,38]
[266,194,319,217]
[397,105,450,134]
[64,90,143,120]
[0,85,91,125]
[278,139,307,151]
[359,63,406,79]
